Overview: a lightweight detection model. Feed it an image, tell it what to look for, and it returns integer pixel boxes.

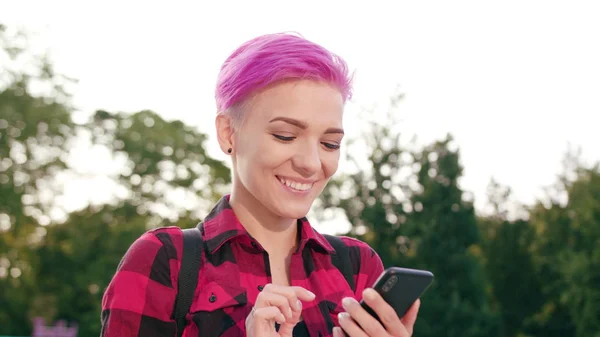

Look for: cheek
[322,151,340,178]
[238,137,287,170]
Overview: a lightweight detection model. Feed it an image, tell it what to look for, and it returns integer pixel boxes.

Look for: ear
[215,113,235,154]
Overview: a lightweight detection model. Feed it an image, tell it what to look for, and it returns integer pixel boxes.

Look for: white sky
[2,1,600,230]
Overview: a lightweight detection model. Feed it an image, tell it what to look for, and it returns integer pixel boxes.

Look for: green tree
[0,23,231,336]
[528,150,600,337]
[29,108,231,337]
[407,135,500,337]
[0,23,78,335]
[88,108,231,219]
[30,205,153,336]
[318,96,414,267]
[478,180,544,337]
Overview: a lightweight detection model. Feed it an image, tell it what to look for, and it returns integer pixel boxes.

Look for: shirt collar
[200,194,335,254]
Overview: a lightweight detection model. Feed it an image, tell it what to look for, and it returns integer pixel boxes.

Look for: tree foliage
[1,23,79,333]
[0,24,230,337]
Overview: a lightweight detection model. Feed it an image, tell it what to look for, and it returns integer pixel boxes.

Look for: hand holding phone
[360,267,434,323]
[334,267,433,337]
[333,267,433,337]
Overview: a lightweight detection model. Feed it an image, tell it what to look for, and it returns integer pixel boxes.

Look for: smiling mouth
[277,176,314,191]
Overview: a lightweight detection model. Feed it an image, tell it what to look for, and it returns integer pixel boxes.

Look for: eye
[272,134,295,142]
[322,142,340,150]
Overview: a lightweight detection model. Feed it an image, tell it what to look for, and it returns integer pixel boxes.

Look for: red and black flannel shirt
[101,195,384,337]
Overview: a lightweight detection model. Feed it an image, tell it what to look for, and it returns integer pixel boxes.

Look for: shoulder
[123,226,185,264]
[101,226,185,334]
[329,235,382,263]
[105,226,185,294]
[323,234,383,271]
[336,235,378,254]
[330,235,385,293]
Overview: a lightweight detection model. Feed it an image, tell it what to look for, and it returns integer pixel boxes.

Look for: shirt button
[258,285,264,291]
[251,241,257,247]
[209,293,217,303]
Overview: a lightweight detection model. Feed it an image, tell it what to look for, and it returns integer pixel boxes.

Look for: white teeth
[278,177,313,191]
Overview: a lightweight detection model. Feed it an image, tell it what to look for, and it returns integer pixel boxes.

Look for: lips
[277,176,314,191]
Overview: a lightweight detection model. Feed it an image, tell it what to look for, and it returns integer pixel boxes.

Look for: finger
[290,286,316,302]
[264,284,316,302]
[337,312,368,337]
[332,327,345,337]
[400,299,421,336]
[277,300,306,337]
[262,284,315,311]
[361,288,408,336]
[252,307,286,324]
[261,284,301,314]
[255,291,294,319]
[341,297,387,337]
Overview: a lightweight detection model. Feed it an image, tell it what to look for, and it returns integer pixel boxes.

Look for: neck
[229,180,298,255]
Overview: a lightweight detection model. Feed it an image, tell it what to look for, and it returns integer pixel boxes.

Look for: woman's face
[225,80,345,220]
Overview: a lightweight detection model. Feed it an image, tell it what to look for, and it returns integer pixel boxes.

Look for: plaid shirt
[101,195,384,337]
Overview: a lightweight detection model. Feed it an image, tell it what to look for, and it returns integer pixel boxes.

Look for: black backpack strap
[324,234,356,292]
[173,226,203,337]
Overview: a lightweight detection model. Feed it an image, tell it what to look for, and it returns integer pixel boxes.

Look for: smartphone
[360,267,434,322]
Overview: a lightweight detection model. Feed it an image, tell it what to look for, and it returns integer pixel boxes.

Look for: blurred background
[1,1,599,336]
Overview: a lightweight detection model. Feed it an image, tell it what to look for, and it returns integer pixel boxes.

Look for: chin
[273,201,313,220]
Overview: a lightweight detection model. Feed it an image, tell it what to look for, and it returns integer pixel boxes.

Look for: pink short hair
[215,32,353,114]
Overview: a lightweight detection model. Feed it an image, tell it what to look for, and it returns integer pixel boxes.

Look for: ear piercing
[227,148,232,154]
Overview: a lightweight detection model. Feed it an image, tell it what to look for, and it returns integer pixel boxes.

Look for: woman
[100,32,421,337]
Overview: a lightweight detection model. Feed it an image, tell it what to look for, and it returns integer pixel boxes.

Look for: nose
[292,141,321,177]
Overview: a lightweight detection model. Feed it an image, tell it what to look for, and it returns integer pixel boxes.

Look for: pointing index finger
[262,284,316,311]
[291,286,316,301]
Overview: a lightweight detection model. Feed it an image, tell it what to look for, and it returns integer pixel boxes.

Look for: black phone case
[360,267,434,323]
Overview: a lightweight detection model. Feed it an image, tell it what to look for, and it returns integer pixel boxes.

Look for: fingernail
[288,307,293,318]
[296,299,302,310]
[307,290,316,298]
[338,312,350,321]
[342,297,353,309]
[363,288,376,301]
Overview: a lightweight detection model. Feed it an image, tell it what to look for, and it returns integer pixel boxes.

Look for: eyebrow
[269,116,344,135]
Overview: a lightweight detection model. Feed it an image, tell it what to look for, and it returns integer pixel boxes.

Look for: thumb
[400,299,421,335]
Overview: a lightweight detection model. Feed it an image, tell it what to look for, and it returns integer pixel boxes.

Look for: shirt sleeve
[101,227,182,337]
